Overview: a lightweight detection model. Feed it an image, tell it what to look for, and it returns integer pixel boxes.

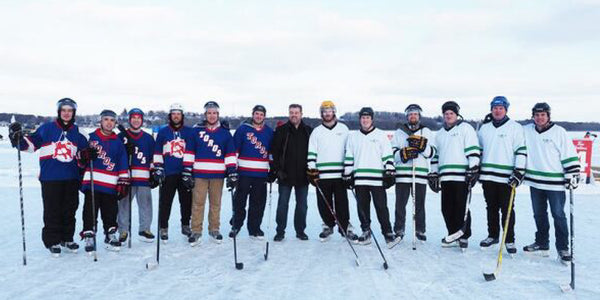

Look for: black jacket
[271,120,312,186]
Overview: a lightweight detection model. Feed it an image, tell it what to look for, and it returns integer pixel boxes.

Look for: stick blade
[383,262,389,270]
[560,284,573,293]
[235,263,244,270]
[483,272,496,281]
[146,262,159,270]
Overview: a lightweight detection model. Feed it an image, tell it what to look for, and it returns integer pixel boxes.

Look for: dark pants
[159,174,192,229]
[394,183,427,234]
[482,181,515,243]
[355,185,392,235]
[441,181,471,239]
[82,191,118,235]
[316,179,350,233]
[530,187,569,251]
[232,176,267,234]
[275,184,308,234]
[40,180,79,248]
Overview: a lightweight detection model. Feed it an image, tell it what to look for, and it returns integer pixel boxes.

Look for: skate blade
[105,245,121,252]
[387,237,402,249]
[319,236,331,243]
[359,241,372,246]
[460,248,467,253]
[61,247,78,254]
[161,239,168,245]
[210,238,223,244]
[86,250,95,256]
[250,236,265,241]
[441,243,458,248]
[138,237,155,243]
[189,241,201,247]
[524,250,549,257]
[51,253,60,258]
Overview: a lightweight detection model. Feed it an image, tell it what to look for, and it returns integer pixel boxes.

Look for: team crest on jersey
[52,140,77,162]
[89,141,115,171]
[166,138,186,158]
[246,132,268,159]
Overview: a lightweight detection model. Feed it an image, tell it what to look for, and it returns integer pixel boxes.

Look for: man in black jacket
[270,104,313,241]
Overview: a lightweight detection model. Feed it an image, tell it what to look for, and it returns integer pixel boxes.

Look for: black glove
[407,135,428,152]
[226,172,239,189]
[149,175,160,189]
[124,140,135,156]
[342,174,354,190]
[306,168,319,186]
[382,170,396,189]
[267,170,278,183]
[565,173,580,190]
[181,167,194,191]
[507,170,524,187]
[151,167,166,186]
[428,172,440,193]
[400,147,420,163]
[465,165,479,188]
[117,177,131,199]
[79,147,99,166]
[9,122,23,148]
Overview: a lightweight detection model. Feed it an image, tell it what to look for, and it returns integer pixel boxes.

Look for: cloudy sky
[0,0,598,121]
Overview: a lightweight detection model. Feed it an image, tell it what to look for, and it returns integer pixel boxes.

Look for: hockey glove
[342,173,354,190]
[117,177,131,199]
[565,173,580,190]
[9,122,22,148]
[407,135,428,152]
[427,172,440,193]
[151,167,166,186]
[181,167,194,191]
[306,168,319,186]
[267,170,278,183]
[149,175,160,189]
[124,140,136,156]
[507,170,525,187]
[79,147,99,166]
[465,165,480,188]
[226,172,239,189]
[382,170,396,190]
[400,147,420,163]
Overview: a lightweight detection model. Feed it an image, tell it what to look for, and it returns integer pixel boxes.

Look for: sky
[0,0,598,121]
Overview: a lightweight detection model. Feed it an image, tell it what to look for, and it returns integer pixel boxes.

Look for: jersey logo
[89,141,116,171]
[166,138,186,158]
[199,131,223,157]
[246,132,268,159]
[52,141,76,162]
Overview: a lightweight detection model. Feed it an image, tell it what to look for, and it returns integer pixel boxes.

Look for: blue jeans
[275,184,308,235]
[530,187,569,251]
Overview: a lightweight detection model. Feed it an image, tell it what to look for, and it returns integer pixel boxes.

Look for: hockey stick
[350,188,389,270]
[146,180,163,270]
[443,184,473,243]
[15,128,27,266]
[315,183,360,266]
[90,160,98,262]
[411,160,417,251]
[483,185,516,281]
[264,183,272,261]
[560,186,575,292]
[117,124,133,249]
[230,188,244,270]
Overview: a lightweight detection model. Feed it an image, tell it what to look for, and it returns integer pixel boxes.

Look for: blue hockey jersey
[192,124,237,179]
[17,120,88,181]
[81,129,129,195]
[233,122,274,178]
[118,129,155,187]
[153,125,195,176]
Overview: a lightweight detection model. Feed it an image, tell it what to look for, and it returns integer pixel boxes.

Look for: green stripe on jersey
[481,163,513,171]
[525,169,564,178]
[561,157,579,164]
[396,166,429,173]
[355,168,384,174]
[439,164,468,170]
[316,162,344,167]
[381,155,394,161]
[464,146,482,153]
[307,152,317,157]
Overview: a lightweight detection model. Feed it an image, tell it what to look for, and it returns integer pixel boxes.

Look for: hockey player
[522,102,580,264]
[117,108,156,243]
[188,101,238,246]
[343,107,399,248]
[429,101,480,250]
[152,103,196,243]
[80,110,130,252]
[391,104,435,242]
[9,98,89,256]
[307,101,358,242]
[477,96,526,255]
[230,105,274,240]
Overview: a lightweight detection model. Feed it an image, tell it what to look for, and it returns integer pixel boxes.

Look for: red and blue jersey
[153,125,195,176]
[18,120,88,182]
[192,124,237,179]
[81,129,129,195]
[233,122,274,178]
[118,129,155,187]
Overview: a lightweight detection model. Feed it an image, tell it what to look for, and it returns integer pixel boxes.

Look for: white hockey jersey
[523,123,580,191]
[344,127,395,187]
[307,122,349,180]
[391,124,435,185]
[431,121,481,183]
[478,118,527,184]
